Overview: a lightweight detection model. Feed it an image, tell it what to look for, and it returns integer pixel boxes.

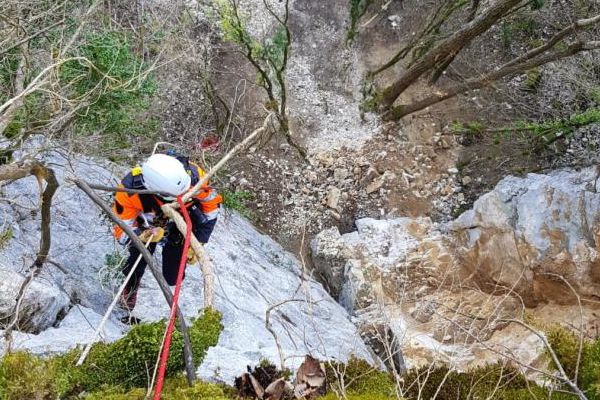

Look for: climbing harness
[152,195,193,400]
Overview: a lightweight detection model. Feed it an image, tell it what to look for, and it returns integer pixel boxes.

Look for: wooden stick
[162,114,273,308]
[76,234,154,366]
[72,178,197,386]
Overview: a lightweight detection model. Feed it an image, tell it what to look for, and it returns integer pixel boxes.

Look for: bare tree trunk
[384,41,599,120]
[369,0,463,77]
[380,0,522,108]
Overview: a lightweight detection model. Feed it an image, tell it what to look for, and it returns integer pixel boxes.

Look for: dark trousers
[122,207,217,291]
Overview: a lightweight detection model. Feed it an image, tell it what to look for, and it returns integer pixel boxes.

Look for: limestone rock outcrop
[312,167,600,372]
[0,141,372,383]
[452,167,600,306]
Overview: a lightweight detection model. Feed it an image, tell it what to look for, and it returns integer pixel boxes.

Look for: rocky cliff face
[312,166,600,373]
[0,145,372,383]
[452,167,600,306]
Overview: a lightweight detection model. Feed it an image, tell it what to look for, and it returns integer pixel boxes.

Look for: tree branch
[385,41,599,120]
[72,178,197,386]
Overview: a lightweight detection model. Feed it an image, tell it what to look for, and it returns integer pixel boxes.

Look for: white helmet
[142,154,191,198]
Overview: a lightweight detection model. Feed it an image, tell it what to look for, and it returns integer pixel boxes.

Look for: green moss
[403,363,533,400]
[0,350,82,399]
[84,378,230,400]
[524,68,542,90]
[0,228,13,251]
[325,357,396,398]
[548,326,600,399]
[80,308,223,391]
[0,310,223,398]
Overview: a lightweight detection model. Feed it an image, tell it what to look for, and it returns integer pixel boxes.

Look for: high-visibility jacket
[112,160,222,244]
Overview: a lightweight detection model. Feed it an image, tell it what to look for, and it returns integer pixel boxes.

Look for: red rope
[153,196,193,399]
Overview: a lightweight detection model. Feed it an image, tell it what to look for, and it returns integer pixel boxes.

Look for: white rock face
[0,306,125,355]
[0,143,372,384]
[134,212,373,383]
[312,167,600,374]
[0,146,119,333]
[0,269,70,333]
[452,167,600,306]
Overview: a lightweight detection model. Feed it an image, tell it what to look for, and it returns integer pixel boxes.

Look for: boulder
[452,167,600,306]
[0,269,70,333]
[312,166,600,374]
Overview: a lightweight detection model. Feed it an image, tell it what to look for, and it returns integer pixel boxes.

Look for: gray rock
[312,166,600,373]
[0,140,372,383]
[366,178,384,194]
[0,269,70,333]
[333,168,349,182]
[326,187,342,211]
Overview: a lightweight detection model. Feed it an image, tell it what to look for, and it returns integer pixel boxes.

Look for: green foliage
[450,121,485,135]
[524,68,542,90]
[348,0,374,43]
[215,0,290,72]
[59,31,158,150]
[221,189,254,217]
[264,26,289,72]
[547,326,600,399]
[0,228,13,251]
[214,0,290,108]
[104,251,125,270]
[0,48,46,140]
[325,357,396,398]
[454,108,600,148]
[0,310,223,398]
[216,0,260,55]
[516,108,600,142]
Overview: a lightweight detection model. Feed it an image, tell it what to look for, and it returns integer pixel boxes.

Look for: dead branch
[265,298,305,371]
[379,0,523,108]
[0,0,101,136]
[0,159,58,348]
[384,40,600,120]
[0,19,65,57]
[72,178,197,386]
[160,205,215,309]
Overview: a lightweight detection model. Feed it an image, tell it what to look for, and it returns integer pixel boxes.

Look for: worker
[112,153,222,312]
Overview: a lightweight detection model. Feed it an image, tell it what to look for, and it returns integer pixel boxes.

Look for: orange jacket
[112,162,222,244]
